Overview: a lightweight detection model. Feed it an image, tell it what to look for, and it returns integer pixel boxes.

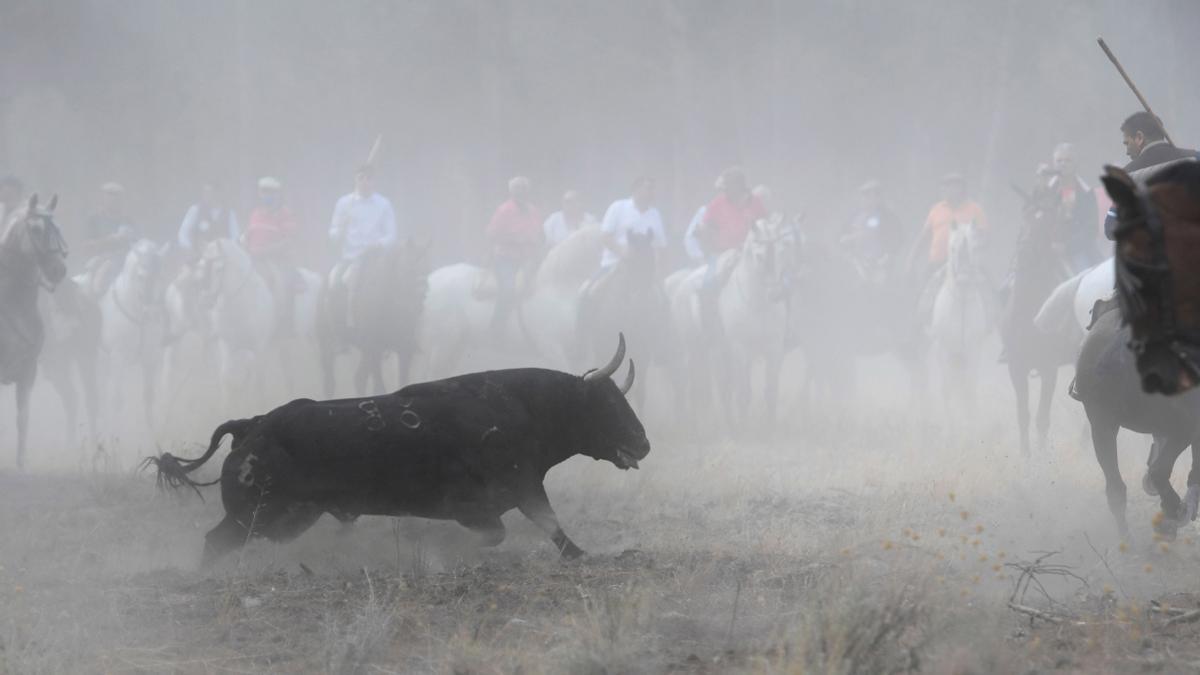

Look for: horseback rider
[839,179,904,280]
[695,167,767,335]
[328,164,398,336]
[246,176,301,332]
[79,182,138,295]
[485,175,542,338]
[177,183,240,260]
[598,176,666,270]
[910,173,990,328]
[1104,111,1199,240]
[1041,143,1100,274]
[542,189,595,248]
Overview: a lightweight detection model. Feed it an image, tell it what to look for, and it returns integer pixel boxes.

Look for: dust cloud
[2,1,1200,672]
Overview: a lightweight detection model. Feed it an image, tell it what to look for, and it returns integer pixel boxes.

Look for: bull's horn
[618,360,636,395]
[27,194,38,213]
[47,194,58,212]
[583,333,625,382]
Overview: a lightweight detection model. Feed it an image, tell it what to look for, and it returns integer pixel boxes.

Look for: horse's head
[946,220,983,284]
[742,214,796,300]
[1102,162,1200,395]
[7,194,69,289]
[122,238,167,305]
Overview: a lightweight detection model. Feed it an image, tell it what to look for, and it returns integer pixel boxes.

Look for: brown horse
[1103,161,1200,395]
[0,195,69,468]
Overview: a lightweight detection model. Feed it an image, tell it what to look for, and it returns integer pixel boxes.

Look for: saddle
[472,264,535,301]
[1087,294,1120,331]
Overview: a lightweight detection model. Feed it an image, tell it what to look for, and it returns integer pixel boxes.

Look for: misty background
[2,0,1198,269]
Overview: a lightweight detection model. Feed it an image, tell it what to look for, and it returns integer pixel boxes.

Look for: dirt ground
[6,392,1200,675]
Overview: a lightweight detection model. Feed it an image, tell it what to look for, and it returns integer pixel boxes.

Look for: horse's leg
[1034,365,1057,454]
[353,350,372,396]
[1148,436,1189,538]
[764,350,781,435]
[15,372,33,470]
[1185,444,1200,522]
[142,355,157,432]
[79,353,99,443]
[46,363,78,446]
[1143,436,1162,497]
[318,334,337,399]
[1008,361,1031,457]
[1087,415,1128,539]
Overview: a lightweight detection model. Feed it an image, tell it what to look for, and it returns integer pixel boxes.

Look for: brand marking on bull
[358,399,386,431]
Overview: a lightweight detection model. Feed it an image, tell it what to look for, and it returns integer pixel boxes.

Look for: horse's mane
[1149,160,1200,216]
[537,224,603,287]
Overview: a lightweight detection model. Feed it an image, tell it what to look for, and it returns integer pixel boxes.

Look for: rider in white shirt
[599,176,666,272]
[542,190,596,248]
[327,165,399,332]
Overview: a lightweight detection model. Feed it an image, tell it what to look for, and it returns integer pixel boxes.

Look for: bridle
[198,240,256,307]
[9,213,68,292]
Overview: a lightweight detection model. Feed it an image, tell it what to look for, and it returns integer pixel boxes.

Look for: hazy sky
[3,0,1197,267]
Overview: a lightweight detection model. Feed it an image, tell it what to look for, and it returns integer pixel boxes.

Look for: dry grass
[6,385,1200,673]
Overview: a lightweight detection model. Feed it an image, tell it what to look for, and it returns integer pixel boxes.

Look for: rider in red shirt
[701,167,768,256]
[245,176,302,331]
[485,176,542,338]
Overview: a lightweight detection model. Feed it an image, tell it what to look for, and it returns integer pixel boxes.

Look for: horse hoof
[1142,472,1159,497]
[1154,516,1181,541]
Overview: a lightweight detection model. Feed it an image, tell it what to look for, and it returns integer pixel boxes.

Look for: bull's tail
[142,418,256,498]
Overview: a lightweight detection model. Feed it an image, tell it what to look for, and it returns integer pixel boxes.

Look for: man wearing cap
[542,189,594,248]
[1102,112,1198,240]
[177,183,240,258]
[247,176,301,331]
[485,176,542,338]
[328,165,398,333]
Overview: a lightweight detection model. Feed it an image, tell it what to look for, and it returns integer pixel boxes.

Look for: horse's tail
[141,418,256,497]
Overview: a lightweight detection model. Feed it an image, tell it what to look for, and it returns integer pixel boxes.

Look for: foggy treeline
[3,0,1198,270]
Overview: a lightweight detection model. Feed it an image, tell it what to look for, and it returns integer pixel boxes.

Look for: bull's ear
[47,194,58,212]
[1101,165,1138,212]
[27,194,38,212]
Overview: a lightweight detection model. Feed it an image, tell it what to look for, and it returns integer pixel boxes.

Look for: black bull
[149,337,646,566]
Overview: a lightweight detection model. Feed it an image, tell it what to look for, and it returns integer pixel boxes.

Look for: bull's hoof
[559,543,586,560]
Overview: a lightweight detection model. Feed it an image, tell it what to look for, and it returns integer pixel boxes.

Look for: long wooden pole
[1098,37,1174,146]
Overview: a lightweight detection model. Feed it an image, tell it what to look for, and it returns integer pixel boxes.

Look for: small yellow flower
[1119,542,1129,553]
[974,524,985,534]
[960,510,969,520]
[1144,564,1154,573]
[882,540,894,550]
[938,528,947,537]
[949,492,956,502]
[1160,542,1170,553]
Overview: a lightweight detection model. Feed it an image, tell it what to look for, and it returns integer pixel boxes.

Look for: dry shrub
[321,573,397,675]
[779,577,927,675]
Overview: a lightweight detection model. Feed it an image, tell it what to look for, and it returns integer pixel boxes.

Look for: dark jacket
[1105,142,1199,239]
[1123,140,1199,173]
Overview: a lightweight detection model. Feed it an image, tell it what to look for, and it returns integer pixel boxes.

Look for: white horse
[417,225,603,378]
[98,239,168,434]
[190,238,320,412]
[666,214,795,430]
[1033,256,1114,355]
[929,222,992,417]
